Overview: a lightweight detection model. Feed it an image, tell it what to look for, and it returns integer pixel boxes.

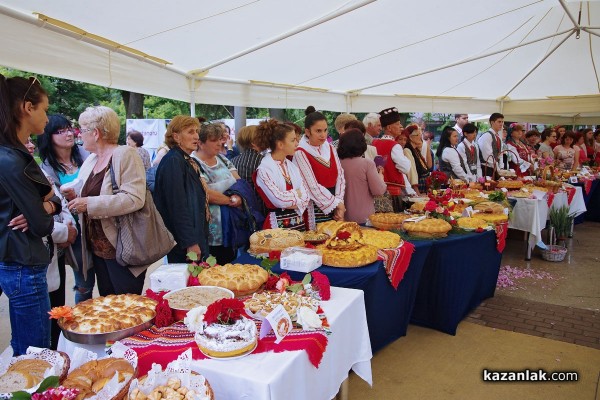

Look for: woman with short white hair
[68,106,147,295]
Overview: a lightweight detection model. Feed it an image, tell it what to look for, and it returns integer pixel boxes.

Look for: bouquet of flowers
[425,171,448,191]
[423,188,457,226]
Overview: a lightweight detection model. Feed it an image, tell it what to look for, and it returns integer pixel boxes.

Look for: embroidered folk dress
[255,153,310,231]
[293,137,345,228]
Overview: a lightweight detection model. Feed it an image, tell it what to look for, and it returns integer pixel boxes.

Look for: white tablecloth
[58,286,372,400]
[509,187,586,250]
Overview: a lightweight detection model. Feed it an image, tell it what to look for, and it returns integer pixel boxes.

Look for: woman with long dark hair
[0,74,61,354]
[293,106,346,227]
[437,126,474,182]
[38,114,94,303]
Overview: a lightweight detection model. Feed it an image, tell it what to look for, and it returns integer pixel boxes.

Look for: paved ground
[467,294,600,350]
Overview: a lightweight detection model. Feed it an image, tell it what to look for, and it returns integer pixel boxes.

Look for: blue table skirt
[234,229,501,351]
[581,180,600,222]
[410,230,502,335]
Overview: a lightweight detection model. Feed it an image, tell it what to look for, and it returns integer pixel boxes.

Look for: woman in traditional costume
[254,119,310,231]
[293,106,346,228]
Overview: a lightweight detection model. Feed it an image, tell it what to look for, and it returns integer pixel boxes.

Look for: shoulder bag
[109,163,175,267]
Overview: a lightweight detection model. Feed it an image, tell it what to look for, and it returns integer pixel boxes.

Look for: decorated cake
[191,299,257,358]
[198,264,269,297]
[316,221,363,250]
[249,229,304,254]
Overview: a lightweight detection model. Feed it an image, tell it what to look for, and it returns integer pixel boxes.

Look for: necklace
[60,162,77,174]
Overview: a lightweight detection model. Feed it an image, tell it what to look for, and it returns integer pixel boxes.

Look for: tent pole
[582,28,600,39]
[503,30,575,98]
[190,78,196,117]
[191,0,376,74]
[558,0,581,30]
[352,29,574,92]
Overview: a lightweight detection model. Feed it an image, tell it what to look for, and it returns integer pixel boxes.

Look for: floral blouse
[193,154,237,246]
[554,145,575,170]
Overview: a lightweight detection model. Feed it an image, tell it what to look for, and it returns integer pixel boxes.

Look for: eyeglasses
[550,135,557,138]
[79,127,94,135]
[54,128,77,135]
[22,76,39,103]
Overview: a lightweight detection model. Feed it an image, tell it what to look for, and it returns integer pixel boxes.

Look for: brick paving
[467,294,600,350]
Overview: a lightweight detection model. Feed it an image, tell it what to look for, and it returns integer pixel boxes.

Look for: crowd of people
[2,72,600,355]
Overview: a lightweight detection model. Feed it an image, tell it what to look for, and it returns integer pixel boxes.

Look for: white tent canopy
[1,0,599,123]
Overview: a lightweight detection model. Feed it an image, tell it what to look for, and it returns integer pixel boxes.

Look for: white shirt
[456,140,482,179]
[442,147,475,182]
[477,129,501,169]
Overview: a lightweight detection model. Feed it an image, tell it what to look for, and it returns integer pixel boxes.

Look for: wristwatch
[230,196,236,204]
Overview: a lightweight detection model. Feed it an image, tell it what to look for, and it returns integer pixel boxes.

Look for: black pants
[92,255,146,295]
[48,255,66,350]
[209,246,236,265]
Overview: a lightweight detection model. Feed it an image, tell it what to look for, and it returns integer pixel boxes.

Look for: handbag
[109,163,175,267]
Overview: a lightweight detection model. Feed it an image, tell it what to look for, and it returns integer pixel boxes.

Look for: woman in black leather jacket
[0,74,61,355]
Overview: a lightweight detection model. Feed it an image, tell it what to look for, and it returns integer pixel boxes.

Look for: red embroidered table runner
[119,320,329,375]
[377,241,415,289]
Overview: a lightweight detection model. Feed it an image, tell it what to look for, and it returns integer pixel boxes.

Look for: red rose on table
[265,274,279,290]
[204,298,246,325]
[268,250,282,260]
[311,271,331,300]
[450,219,457,226]
[155,298,174,328]
[187,275,200,286]
[475,227,484,233]
[424,200,438,212]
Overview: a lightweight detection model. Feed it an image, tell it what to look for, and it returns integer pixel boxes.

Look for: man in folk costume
[477,112,505,178]
[456,123,482,180]
[294,107,346,229]
[371,107,413,211]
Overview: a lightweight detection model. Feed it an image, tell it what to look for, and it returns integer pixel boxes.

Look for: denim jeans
[0,262,51,355]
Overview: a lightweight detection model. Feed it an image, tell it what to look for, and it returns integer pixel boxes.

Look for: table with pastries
[237,229,502,345]
[57,287,373,400]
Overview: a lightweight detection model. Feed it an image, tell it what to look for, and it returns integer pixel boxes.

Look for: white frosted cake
[195,317,257,358]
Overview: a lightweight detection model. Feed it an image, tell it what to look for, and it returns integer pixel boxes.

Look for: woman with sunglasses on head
[0,75,62,355]
[38,114,94,304]
[506,124,533,177]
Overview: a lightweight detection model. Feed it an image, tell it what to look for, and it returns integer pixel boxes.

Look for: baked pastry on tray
[361,229,402,249]
[316,244,378,268]
[402,218,452,238]
[59,294,157,334]
[198,264,268,297]
[249,229,304,254]
[368,213,412,230]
